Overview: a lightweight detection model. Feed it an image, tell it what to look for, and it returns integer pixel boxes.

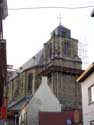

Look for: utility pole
[0,0,8,107]
[0,0,8,124]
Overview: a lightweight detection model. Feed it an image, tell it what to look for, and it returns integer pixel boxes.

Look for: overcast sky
[3,0,94,69]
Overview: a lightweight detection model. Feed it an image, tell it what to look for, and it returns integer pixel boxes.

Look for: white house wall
[26,77,61,125]
[27,98,41,125]
[34,77,61,112]
[81,72,94,125]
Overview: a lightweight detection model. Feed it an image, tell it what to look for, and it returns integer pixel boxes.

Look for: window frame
[88,84,94,104]
[64,41,71,56]
[90,120,94,125]
[62,31,66,37]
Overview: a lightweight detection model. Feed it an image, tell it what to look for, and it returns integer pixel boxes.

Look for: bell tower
[42,24,82,110]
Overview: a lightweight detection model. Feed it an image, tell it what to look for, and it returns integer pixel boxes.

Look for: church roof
[8,95,32,111]
[55,25,70,31]
[8,49,44,80]
[51,24,71,38]
[20,49,44,71]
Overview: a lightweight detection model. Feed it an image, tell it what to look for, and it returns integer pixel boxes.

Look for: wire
[8,5,94,11]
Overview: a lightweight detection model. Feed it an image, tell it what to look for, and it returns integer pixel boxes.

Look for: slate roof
[8,96,32,112]
[8,49,44,81]
[20,49,43,71]
[51,24,71,38]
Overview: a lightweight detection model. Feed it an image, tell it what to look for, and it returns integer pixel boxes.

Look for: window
[64,41,70,56]
[48,74,51,85]
[49,43,52,58]
[28,73,33,92]
[62,31,66,37]
[88,84,94,103]
[90,120,94,125]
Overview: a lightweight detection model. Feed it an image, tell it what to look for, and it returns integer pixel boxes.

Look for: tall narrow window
[28,73,33,92]
[49,43,52,59]
[88,84,94,103]
[48,74,51,85]
[64,41,70,56]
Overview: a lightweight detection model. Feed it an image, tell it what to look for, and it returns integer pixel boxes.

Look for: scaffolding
[78,41,89,70]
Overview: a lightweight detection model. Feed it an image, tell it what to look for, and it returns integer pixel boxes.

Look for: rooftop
[77,63,94,82]
[51,24,71,38]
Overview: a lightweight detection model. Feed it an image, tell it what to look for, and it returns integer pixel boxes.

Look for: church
[6,23,83,124]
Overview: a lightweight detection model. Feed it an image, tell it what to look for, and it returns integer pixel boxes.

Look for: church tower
[42,24,82,110]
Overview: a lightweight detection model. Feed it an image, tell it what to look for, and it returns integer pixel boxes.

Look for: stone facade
[42,25,82,110]
[7,24,82,111]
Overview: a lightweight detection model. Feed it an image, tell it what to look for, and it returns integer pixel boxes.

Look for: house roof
[8,96,32,112]
[77,62,94,82]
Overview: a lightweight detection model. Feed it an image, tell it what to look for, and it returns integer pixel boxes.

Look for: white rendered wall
[26,77,61,125]
[81,72,94,125]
